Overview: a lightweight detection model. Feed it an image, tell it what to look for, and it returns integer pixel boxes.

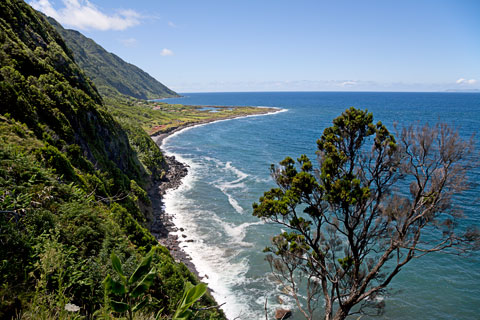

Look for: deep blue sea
[160,92,480,319]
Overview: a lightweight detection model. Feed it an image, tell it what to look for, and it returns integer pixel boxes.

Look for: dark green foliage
[130,179,151,207]
[104,249,157,319]
[37,143,78,182]
[0,211,33,285]
[111,203,157,252]
[119,119,168,181]
[65,143,95,173]
[0,0,146,193]
[0,127,126,315]
[58,202,106,256]
[47,17,179,100]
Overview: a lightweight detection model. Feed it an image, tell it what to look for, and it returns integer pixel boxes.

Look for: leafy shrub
[37,143,77,183]
[110,203,157,252]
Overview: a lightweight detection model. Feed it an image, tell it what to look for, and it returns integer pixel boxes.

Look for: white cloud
[160,48,174,56]
[120,38,137,47]
[340,81,357,87]
[168,21,177,28]
[456,78,477,85]
[29,0,141,31]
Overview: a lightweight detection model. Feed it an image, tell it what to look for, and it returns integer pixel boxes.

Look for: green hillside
[47,17,179,100]
[0,1,222,319]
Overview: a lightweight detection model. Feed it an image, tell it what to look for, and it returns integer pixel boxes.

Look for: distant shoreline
[150,106,284,145]
[148,106,285,278]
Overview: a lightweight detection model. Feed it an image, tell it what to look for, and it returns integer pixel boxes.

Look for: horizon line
[169,90,480,95]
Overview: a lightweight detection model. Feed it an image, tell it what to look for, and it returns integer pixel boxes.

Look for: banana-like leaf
[184,283,206,307]
[104,274,126,295]
[132,297,149,312]
[175,282,193,313]
[110,300,129,313]
[173,282,206,318]
[173,310,193,320]
[110,253,125,278]
[130,269,156,298]
[129,248,154,285]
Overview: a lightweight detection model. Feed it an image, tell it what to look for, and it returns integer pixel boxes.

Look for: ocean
[160,92,480,319]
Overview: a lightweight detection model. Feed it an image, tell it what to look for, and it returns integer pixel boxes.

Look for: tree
[253,107,479,320]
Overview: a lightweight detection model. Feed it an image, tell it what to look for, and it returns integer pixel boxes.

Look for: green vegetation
[0,1,224,318]
[172,282,208,320]
[104,249,159,319]
[105,95,275,136]
[104,249,208,320]
[47,17,178,100]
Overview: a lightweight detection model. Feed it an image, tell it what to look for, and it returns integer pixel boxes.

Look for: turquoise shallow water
[161,92,480,319]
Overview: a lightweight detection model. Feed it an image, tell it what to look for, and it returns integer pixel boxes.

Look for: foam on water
[207,158,249,187]
[160,109,293,319]
[216,218,264,246]
[225,193,244,214]
[163,171,254,318]
[225,161,249,182]
[204,158,251,214]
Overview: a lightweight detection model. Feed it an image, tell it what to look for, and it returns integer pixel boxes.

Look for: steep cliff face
[48,17,179,100]
[0,0,145,187]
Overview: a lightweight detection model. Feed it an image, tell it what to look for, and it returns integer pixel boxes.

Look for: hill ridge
[47,16,179,100]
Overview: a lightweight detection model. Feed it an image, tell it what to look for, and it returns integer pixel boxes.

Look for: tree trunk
[332,307,350,320]
[323,297,332,320]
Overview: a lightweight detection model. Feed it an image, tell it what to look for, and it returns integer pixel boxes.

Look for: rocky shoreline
[148,108,282,279]
[148,152,201,274]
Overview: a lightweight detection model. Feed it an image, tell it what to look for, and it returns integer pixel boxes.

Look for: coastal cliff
[0,1,224,318]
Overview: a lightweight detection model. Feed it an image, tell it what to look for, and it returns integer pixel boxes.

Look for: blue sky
[30,0,480,93]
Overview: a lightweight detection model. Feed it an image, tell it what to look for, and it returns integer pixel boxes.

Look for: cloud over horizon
[456,78,477,85]
[29,0,141,31]
[340,81,357,87]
